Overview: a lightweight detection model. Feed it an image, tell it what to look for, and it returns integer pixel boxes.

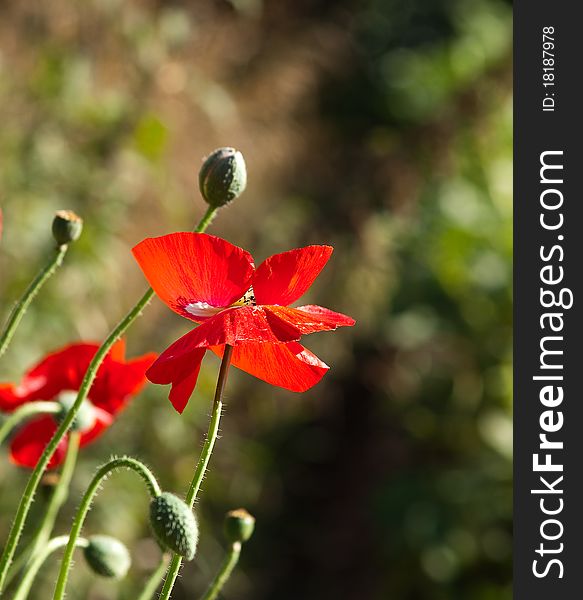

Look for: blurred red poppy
[0,340,156,468]
[132,233,355,413]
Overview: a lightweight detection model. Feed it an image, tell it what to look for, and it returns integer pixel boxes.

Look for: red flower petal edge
[252,245,333,306]
[211,342,329,392]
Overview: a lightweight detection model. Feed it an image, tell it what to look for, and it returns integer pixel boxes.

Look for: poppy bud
[52,210,83,246]
[224,508,255,544]
[150,492,199,560]
[56,391,96,433]
[84,535,131,579]
[199,147,247,208]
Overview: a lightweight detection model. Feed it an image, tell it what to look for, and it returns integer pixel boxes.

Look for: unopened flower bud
[84,535,131,579]
[52,210,83,246]
[150,492,199,560]
[56,391,96,433]
[224,508,255,544]
[199,147,247,208]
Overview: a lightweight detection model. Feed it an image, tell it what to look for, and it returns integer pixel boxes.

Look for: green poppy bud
[224,508,255,544]
[199,147,247,208]
[84,535,131,579]
[56,391,96,433]
[52,210,83,246]
[150,492,199,560]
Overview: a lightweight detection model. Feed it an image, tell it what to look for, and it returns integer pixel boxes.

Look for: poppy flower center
[184,287,256,318]
[184,301,224,318]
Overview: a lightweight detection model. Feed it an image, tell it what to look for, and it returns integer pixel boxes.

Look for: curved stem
[12,536,88,600]
[28,432,80,560]
[0,208,218,592]
[52,456,161,600]
[137,554,171,600]
[0,245,68,359]
[0,401,61,446]
[0,288,153,592]
[200,542,242,600]
[158,345,234,600]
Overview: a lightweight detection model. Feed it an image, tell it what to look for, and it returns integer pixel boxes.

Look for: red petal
[263,305,355,336]
[253,246,333,306]
[147,333,207,413]
[132,233,255,322]
[78,407,114,447]
[1,341,153,417]
[90,352,157,414]
[211,342,329,391]
[167,368,203,414]
[295,305,356,328]
[108,339,127,362]
[2,344,100,406]
[10,410,115,469]
[10,417,68,470]
[0,384,23,411]
[177,306,303,347]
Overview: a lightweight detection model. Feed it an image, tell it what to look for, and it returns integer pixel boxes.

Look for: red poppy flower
[0,340,156,469]
[132,233,355,413]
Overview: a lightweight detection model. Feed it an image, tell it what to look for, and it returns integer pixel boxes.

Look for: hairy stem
[28,432,80,560]
[195,206,218,233]
[137,554,171,600]
[0,288,153,591]
[158,345,234,600]
[52,456,161,600]
[0,402,61,446]
[0,245,68,359]
[0,207,218,592]
[200,542,242,600]
[12,536,88,600]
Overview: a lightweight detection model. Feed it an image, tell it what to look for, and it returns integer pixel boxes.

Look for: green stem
[52,456,161,600]
[0,208,218,592]
[186,345,233,504]
[12,536,88,600]
[137,554,171,600]
[0,288,153,592]
[5,433,81,585]
[28,432,80,560]
[0,245,68,359]
[200,543,242,600]
[0,401,61,446]
[3,542,29,589]
[158,345,234,600]
[2,420,78,587]
[195,206,218,233]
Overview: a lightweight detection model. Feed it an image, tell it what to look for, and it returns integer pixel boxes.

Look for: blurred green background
[0,1,512,599]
